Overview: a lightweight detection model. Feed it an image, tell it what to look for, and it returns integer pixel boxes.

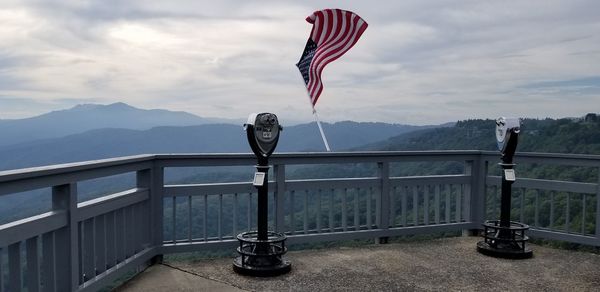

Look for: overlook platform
[119,236,600,292]
[1,151,599,291]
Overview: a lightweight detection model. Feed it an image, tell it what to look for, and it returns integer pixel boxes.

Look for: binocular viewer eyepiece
[496,117,520,162]
[244,113,283,160]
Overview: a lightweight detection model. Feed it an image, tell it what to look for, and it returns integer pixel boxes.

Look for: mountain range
[0,102,241,147]
[0,102,443,224]
[0,103,440,170]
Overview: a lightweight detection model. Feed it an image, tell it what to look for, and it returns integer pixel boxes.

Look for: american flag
[296,9,368,106]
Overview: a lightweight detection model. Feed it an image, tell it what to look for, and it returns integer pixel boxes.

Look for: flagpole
[298,82,331,152]
[311,105,331,152]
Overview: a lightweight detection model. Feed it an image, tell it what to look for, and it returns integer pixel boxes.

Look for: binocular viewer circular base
[477,220,533,259]
[233,231,291,277]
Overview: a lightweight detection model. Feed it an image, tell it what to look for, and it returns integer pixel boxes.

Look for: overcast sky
[1,0,599,125]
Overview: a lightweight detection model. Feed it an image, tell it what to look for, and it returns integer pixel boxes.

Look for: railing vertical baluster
[233,193,238,236]
[274,164,286,233]
[141,202,149,248]
[434,185,440,224]
[304,190,309,234]
[520,188,525,224]
[565,193,570,233]
[367,188,372,229]
[131,209,138,258]
[413,186,418,226]
[0,248,3,292]
[129,206,139,251]
[105,211,116,269]
[354,188,360,231]
[52,183,78,291]
[8,243,21,292]
[534,190,539,227]
[95,214,106,274]
[188,196,192,242]
[144,201,151,247]
[595,167,600,239]
[455,184,461,223]
[550,191,555,229]
[204,195,208,241]
[26,236,40,292]
[317,189,322,233]
[82,218,94,282]
[329,189,334,232]
[289,191,295,234]
[462,168,471,224]
[41,232,55,292]
[496,185,502,220]
[342,188,348,231]
[390,187,396,227]
[128,207,135,254]
[581,194,586,235]
[116,209,125,263]
[171,197,176,243]
[445,185,451,223]
[462,183,469,223]
[375,186,381,228]
[487,185,493,220]
[424,186,429,226]
[218,194,223,240]
[247,193,251,233]
[401,186,407,227]
[78,222,83,284]
[462,160,472,226]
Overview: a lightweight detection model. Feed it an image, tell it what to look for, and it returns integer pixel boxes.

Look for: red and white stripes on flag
[296,9,368,106]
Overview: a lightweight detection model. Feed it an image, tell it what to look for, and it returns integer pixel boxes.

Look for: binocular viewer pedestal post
[477,117,532,259]
[233,162,291,276]
[476,162,532,259]
[233,113,291,276]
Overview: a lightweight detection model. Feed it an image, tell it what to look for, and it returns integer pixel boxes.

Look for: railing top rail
[156,150,484,159]
[482,151,600,160]
[0,155,155,196]
[0,154,155,183]
[482,151,600,167]
[2,151,599,184]
[155,150,485,167]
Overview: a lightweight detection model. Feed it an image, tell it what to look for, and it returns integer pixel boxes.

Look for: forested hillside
[363,115,600,154]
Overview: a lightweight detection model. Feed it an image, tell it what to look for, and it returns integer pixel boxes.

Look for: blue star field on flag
[296,38,317,86]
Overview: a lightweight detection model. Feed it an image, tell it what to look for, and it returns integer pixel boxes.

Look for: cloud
[1,0,599,124]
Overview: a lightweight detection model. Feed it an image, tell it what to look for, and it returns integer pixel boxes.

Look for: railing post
[137,169,151,250]
[52,183,79,291]
[376,162,390,244]
[274,164,286,233]
[150,163,164,263]
[468,155,488,236]
[596,167,600,244]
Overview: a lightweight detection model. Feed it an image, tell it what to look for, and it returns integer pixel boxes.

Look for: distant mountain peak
[0,101,217,147]
[71,102,134,111]
[71,103,102,111]
[105,102,135,109]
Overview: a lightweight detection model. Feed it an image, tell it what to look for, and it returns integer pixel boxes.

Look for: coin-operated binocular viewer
[477,117,533,259]
[233,113,291,276]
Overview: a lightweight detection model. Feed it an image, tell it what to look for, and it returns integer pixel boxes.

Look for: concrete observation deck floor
[117,236,600,291]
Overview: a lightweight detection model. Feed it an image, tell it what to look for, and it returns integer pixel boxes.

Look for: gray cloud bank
[1,0,599,124]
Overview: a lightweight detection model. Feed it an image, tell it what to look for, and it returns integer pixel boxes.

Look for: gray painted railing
[0,151,598,291]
